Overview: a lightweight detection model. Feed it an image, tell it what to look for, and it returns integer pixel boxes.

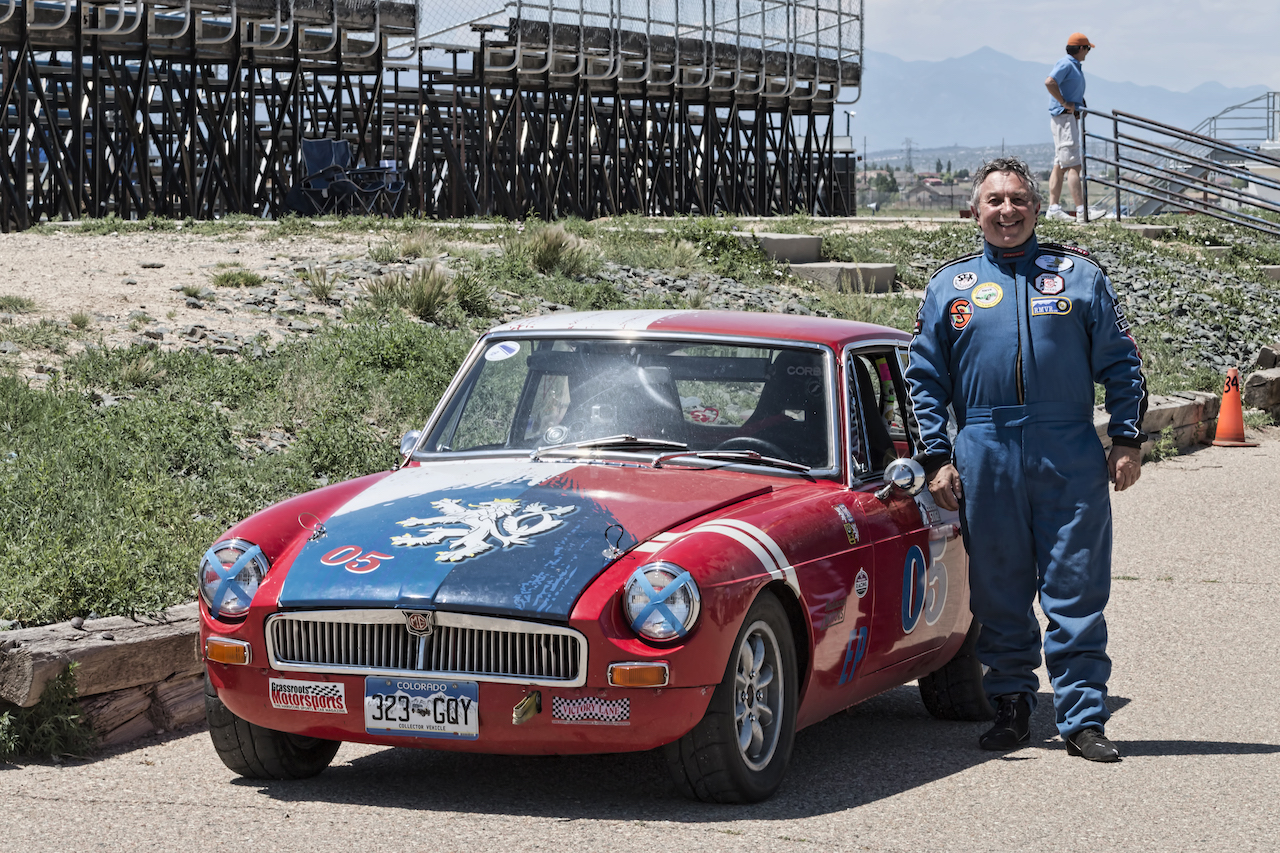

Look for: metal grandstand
[0,0,865,228]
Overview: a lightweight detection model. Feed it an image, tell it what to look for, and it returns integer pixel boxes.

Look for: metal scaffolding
[1,0,863,228]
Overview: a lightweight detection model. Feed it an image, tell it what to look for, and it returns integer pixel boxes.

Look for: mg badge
[404,611,436,637]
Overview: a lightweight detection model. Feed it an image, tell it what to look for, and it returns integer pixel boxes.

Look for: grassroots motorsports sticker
[269,678,348,714]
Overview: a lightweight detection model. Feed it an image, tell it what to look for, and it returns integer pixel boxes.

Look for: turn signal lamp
[608,662,669,688]
[205,637,252,666]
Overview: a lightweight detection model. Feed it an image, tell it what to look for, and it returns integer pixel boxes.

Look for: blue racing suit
[905,235,1147,737]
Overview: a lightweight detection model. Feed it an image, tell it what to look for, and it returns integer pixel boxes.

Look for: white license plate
[364,677,479,740]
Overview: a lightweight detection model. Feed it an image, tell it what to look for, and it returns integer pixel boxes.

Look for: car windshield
[422,337,833,469]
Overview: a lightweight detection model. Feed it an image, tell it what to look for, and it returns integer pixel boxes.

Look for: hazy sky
[865,0,1280,92]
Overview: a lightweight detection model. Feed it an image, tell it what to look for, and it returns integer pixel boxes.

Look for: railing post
[1113,112,1121,222]
[1080,108,1089,222]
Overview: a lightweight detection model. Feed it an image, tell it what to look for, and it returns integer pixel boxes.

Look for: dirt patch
[0,226,376,378]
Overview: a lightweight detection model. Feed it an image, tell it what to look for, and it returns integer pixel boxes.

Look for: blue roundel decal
[901,545,927,634]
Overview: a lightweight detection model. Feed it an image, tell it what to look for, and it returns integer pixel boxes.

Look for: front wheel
[663,591,798,803]
[917,617,995,721]
[205,674,341,779]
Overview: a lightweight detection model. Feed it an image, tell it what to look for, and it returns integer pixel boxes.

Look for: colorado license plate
[364,677,479,740]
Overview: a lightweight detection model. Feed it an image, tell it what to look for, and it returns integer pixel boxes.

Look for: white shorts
[1050,112,1082,169]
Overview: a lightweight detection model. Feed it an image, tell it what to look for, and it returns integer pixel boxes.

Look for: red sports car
[200,310,990,802]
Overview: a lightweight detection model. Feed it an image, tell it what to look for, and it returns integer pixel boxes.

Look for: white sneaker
[1045,208,1072,220]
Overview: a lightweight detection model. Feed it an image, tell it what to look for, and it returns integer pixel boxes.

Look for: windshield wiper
[531,434,689,460]
[652,449,812,473]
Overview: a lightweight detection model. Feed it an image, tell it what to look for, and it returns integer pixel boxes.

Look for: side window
[847,348,915,478]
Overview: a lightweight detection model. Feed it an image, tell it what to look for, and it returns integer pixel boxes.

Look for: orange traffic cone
[1212,367,1258,447]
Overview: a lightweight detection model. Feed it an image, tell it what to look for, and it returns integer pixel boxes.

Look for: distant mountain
[845,48,1269,155]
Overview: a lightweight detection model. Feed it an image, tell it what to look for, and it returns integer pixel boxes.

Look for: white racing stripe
[690,520,801,596]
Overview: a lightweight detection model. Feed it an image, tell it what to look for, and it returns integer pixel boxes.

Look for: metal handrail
[296,0,339,54]
[195,0,237,45]
[0,0,15,27]
[150,0,194,40]
[342,1,380,58]
[1081,105,1280,234]
[243,0,294,50]
[28,0,74,30]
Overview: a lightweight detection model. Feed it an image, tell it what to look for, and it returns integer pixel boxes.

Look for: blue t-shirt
[1048,55,1085,116]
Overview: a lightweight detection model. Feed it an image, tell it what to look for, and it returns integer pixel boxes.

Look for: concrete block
[790,262,897,294]
[1120,224,1171,238]
[1199,245,1231,260]
[1094,391,1220,457]
[735,232,823,264]
[1243,367,1280,410]
[1260,265,1280,281]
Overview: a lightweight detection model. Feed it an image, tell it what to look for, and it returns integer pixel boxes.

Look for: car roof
[488,310,911,350]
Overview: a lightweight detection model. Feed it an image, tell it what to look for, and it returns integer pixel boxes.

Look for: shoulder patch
[1039,241,1107,276]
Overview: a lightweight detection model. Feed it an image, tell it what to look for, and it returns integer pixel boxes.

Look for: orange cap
[1067,32,1096,48]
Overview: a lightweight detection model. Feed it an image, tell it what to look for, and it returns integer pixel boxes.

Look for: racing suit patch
[953,271,978,290]
[1034,273,1065,295]
[1035,254,1073,272]
[948,299,973,330]
[1030,296,1072,316]
[972,283,1003,308]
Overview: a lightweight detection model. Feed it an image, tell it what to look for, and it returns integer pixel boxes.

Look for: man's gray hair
[969,158,1043,209]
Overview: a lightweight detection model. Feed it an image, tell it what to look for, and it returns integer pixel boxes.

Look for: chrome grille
[266,610,587,687]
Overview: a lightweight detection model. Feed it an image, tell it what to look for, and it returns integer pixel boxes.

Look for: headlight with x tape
[199,539,270,620]
[623,562,701,642]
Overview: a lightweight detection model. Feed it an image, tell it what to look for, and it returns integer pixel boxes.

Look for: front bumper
[206,661,713,754]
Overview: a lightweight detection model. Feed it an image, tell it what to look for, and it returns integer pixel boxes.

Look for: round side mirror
[876,457,926,499]
[399,430,423,457]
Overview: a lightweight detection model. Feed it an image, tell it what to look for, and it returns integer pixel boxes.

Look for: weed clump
[0,664,97,761]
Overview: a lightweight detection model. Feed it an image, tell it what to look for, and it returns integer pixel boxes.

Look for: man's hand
[1108,445,1142,492]
[929,463,963,511]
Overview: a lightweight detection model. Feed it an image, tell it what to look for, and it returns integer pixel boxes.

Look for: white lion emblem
[392,498,577,562]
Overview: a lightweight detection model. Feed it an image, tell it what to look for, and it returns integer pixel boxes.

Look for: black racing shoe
[1065,727,1121,762]
[978,693,1032,751]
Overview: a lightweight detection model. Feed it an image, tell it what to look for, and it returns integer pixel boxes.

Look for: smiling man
[905,158,1148,763]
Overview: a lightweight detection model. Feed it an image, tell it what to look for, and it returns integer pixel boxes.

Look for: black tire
[204,674,340,779]
[663,591,798,803]
[917,618,995,721]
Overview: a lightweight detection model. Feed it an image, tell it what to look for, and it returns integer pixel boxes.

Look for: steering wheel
[713,436,790,460]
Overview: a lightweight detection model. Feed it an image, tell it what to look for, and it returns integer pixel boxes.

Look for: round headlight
[623,562,701,642]
[199,539,269,620]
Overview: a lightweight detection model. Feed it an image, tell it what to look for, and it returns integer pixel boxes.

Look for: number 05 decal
[321,546,395,574]
[902,545,948,633]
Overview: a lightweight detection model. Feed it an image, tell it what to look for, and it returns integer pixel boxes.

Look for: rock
[0,341,20,354]
[185,297,204,309]
[1253,345,1279,371]
[121,277,138,286]
[1242,367,1280,411]
[140,261,165,269]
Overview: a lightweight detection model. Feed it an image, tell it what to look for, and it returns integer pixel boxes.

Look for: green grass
[0,295,38,314]
[0,664,96,761]
[210,268,264,288]
[0,317,472,626]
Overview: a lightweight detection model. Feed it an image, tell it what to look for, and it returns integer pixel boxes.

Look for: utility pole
[903,138,914,173]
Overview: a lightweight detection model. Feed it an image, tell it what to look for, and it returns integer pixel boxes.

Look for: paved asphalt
[3,436,1278,853]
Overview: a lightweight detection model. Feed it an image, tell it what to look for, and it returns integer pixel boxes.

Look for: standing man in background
[1045,33,1095,220]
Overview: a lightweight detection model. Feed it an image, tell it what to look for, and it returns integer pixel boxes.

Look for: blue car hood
[276,459,770,620]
